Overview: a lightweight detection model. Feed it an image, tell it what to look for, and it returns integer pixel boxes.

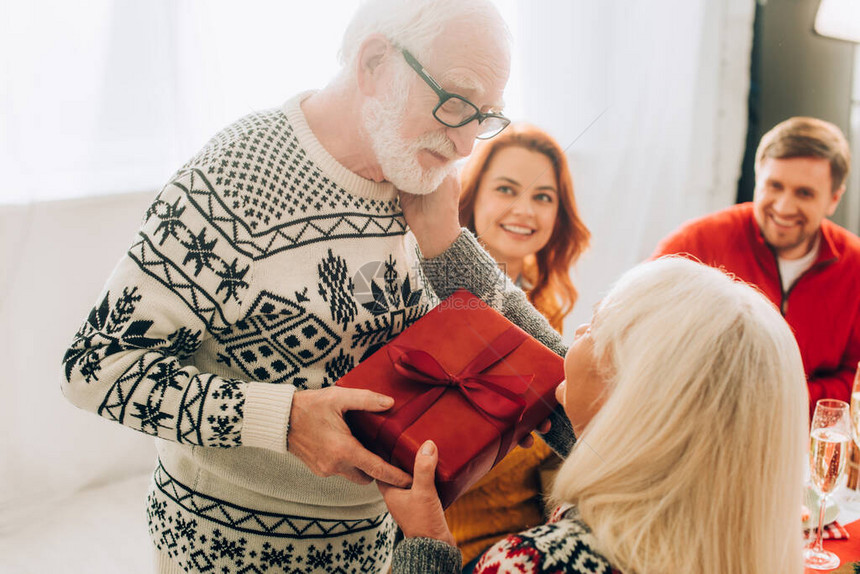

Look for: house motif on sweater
[62,93,435,573]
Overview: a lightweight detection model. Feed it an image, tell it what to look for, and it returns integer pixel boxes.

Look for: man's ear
[827,185,846,216]
[356,34,392,97]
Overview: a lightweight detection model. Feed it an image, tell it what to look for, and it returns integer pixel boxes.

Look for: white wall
[0,1,757,496]
[515,0,755,334]
[0,192,158,508]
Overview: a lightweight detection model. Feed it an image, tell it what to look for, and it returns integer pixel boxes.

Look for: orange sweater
[444,438,559,564]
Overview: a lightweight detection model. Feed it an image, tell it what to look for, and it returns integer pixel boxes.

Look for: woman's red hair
[459,123,590,332]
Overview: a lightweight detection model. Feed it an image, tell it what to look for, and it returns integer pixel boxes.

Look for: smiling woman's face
[555,322,609,436]
[472,146,559,273]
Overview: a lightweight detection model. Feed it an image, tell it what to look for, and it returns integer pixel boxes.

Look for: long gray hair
[553,257,807,574]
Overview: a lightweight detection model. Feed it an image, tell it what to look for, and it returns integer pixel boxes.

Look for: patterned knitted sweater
[61,92,574,572]
[391,506,616,574]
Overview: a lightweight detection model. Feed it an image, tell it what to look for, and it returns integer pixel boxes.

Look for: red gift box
[336,289,564,508]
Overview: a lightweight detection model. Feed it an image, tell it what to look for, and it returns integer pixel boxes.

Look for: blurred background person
[459,123,590,331]
[652,117,859,418]
[447,123,590,570]
[382,257,809,574]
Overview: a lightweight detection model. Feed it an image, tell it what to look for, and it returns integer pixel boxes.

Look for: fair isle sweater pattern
[147,462,398,572]
[61,99,431,572]
[389,506,616,574]
[472,506,615,574]
[63,106,427,444]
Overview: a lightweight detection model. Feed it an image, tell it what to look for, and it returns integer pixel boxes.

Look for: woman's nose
[574,323,590,338]
[510,196,535,215]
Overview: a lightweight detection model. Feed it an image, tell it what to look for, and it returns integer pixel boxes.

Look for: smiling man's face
[752,156,843,260]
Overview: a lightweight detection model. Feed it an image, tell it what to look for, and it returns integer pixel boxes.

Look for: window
[0,0,521,204]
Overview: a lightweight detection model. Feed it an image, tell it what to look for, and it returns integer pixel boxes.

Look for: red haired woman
[458,123,590,331]
[447,123,591,570]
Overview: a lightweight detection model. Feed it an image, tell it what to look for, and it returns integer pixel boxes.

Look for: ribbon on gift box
[375,326,534,467]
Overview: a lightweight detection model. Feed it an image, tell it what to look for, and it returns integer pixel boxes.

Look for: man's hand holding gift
[288,387,412,487]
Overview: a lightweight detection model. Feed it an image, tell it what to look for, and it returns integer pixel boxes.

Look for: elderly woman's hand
[377,440,455,546]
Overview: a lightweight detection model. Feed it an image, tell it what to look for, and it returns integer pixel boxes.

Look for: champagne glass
[804,399,851,570]
[850,362,860,454]
[846,364,860,504]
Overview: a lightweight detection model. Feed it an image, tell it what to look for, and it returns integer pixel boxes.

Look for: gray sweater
[393,230,577,573]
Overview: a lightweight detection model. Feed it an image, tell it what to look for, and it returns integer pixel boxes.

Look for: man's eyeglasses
[401,49,510,140]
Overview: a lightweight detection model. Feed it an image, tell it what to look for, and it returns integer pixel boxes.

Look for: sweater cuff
[391,537,462,574]
[541,404,577,458]
[241,382,296,453]
[419,229,512,307]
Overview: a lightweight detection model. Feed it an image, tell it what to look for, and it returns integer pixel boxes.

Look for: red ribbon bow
[375,327,534,467]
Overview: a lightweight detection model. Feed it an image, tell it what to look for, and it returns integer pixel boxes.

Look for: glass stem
[813,493,828,552]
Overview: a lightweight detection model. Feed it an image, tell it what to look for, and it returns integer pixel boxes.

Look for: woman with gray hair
[380,257,809,573]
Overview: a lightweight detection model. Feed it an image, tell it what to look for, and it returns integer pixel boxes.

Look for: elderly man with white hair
[61,0,574,572]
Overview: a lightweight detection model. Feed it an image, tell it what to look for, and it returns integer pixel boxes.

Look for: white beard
[361,84,456,196]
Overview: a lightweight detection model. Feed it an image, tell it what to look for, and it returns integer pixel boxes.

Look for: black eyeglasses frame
[400,48,510,140]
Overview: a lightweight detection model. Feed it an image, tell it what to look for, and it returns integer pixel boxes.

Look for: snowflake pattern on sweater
[62,104,429,447]
[61,95,434,572]
[474,506,616,574]
[147,463,397,573]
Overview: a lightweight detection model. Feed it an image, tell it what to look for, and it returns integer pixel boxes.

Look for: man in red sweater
[652,117,859,416]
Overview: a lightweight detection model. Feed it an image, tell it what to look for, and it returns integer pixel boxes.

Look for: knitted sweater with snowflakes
[391,506,617,574]
[61,92,573,573]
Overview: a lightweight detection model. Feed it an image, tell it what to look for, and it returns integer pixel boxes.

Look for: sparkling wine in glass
[845,366,860,504]
[804,398,851,570]
[852,393,860,445]
[809,427,849,493]
[850,364,860,448]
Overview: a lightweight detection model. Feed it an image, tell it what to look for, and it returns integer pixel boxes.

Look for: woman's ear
[356,34,391,96]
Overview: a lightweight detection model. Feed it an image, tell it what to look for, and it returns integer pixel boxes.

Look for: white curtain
[0,0,360,204]
[0,0,757,357]
[511,0,756,334]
